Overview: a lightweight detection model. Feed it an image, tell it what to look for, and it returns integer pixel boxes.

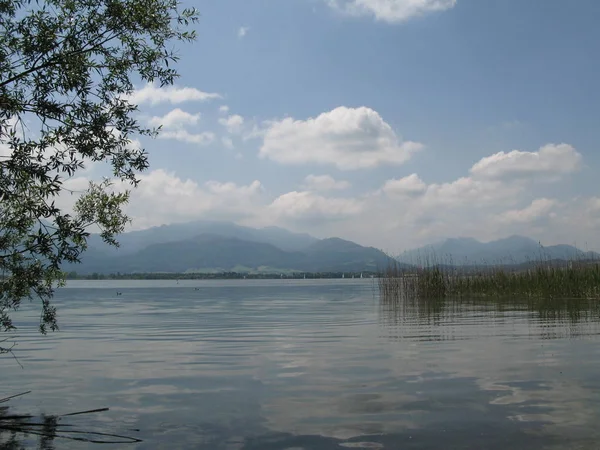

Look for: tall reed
[378,255,600,301]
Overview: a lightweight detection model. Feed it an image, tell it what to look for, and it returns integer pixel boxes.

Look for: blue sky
[72,0,600,252]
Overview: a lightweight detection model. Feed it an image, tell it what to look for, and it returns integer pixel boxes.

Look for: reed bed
[378,257,600,301]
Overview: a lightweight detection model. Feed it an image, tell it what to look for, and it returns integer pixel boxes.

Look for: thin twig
[0,341,23,369]
[0,391,31,404]
[0,425,143,444]
[61,407,109,417]
[0,414,34,420]
[0,392,142,444]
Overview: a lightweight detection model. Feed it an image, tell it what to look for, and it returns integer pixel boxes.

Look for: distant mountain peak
[88,220,319,254]
[71,221,392,274]
[398,234,599,266]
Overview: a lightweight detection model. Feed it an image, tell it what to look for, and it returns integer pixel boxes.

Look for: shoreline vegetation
[64,255,600,294]
[63,271,379,280]
[378,256,600,301]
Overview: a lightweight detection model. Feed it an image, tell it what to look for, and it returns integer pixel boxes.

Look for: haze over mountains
[397,235,600,266]
[67,221,600,275]
[71,221,394,274]
[86,220,319,253]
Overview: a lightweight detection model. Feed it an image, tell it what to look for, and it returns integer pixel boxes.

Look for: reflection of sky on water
[2,280,600,449]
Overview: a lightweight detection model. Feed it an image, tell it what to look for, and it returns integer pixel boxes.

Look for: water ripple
[3,280,600,449]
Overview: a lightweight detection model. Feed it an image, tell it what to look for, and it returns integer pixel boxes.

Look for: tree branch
[0,30,122,89]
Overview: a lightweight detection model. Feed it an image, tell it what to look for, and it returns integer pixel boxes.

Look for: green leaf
[0,0,198,334]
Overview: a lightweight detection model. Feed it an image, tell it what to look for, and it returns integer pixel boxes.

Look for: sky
[72,0,600,252]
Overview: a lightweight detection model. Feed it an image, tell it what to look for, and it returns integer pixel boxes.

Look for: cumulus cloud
[268,191,363,223]
[219,114,245,134]
[326,0,457,23]
[54,176,95,213]
[381,173,426,197]
[59,139,600,253]
[1,119,121,174]
[219,105,230,114]
[148,109,200,129]
[127,82,221,106]
[120,170,264,229]
[205,180,263,196]
[238,26,250,38]
[158,130,215,145]
[366,173,526,247]
[303,174,351,191]
[260,106,422,170]
[423,176,521,209]
[365,147,581,247]
[470,144,582,181]
[56,170,265,232]
[497,198,558,224]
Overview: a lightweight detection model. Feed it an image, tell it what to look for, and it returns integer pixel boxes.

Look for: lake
[3,279,600,449]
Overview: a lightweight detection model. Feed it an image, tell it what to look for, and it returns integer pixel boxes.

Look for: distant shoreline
[62,258,600,281]
[64,271,379,280]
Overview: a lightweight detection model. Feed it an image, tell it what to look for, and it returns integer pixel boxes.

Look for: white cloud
[61,139,600,253]
[243,122,269,141]
[364,174,526,247]
[423,176,521,209]
[205,180,263,196]
[0,143,11,159]
[238,26,250,38]
[303,174,351,191]
[470,144,582,181]
[127,82,221,106]
[381,173,426,197]
[260,106,422,170]
[268,191,363,223]
[0,117,20,158]
[119,170,265,229]
[219,105,230,114]
[326,0,457,23]
[158,129,215,145]
[497,198,558,224]
[148,109,200,129]
[54,176,94,213]
[362,146,582,248]
[1,119,117,174]
[219,114,245,134]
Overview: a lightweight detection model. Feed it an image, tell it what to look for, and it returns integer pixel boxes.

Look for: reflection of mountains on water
[379,295,600,342]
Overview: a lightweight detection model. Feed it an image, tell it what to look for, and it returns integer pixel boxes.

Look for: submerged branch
[0,392,142,444]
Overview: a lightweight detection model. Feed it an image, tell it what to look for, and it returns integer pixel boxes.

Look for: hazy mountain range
[68,221,395,274]
[86,220,318,253]
[66,221,599,274]
[397,235,600,266]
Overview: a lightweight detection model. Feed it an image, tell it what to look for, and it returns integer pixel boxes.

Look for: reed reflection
[0,401,141,449]
[379,290,600,341]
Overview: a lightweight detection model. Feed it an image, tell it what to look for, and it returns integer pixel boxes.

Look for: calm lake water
[3,279,600,449]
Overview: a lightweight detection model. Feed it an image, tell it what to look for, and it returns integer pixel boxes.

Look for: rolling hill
[67,223,599,275]
[86,220,319,254]
[67,225,396,274]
